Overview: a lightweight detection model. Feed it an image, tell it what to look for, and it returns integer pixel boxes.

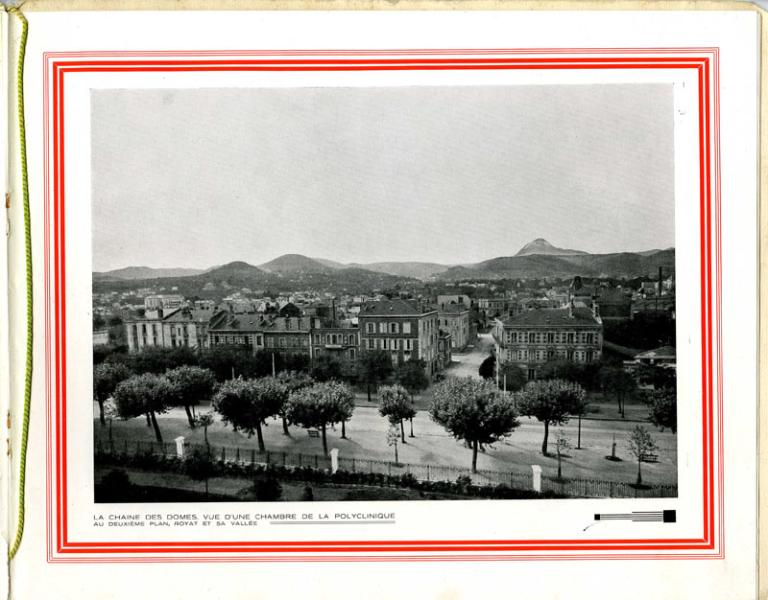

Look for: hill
[260,254,333,274]
[515,238,587,257]
[93,266,205,281]
[353,261,450,279]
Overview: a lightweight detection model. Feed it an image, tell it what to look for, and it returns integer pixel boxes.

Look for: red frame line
[43,50,722,561]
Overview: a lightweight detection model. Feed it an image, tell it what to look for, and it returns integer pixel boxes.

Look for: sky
[91,84,674,272]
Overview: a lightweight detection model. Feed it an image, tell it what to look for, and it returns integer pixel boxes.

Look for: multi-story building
[310,320,359,375]
[438,305,470,350]
[437,294,470,311]
[262,316,312,358]
[125,307,219,352]
[436,331,453,371]
[207,312,267,353]
[143,294,184,315]
[358,299,439,375]
[492,304,603,380]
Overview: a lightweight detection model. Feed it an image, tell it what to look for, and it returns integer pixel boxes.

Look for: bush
[253,473,283,501]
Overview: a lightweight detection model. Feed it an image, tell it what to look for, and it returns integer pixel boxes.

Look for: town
[93,243,677,503]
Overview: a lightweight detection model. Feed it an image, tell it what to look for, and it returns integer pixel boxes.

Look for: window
[382,339,389,350]
[256,335,263,346]
[403,322,411,334]
[529,331,536,344]
[379,322,387,333]
[314,334,321,344]
[405,339,412,351]
[366,322,375,334]
[376,339,382,349]
[586,333,594,344]
[389,322,398,334]
[527,369,536,381]
[547,332,554,343]
[280,337,287,348]
[567,349,574,361]
[586,350,594,362]
[399,339,404,350]
[567,332,574,344]
[509,331,517,343]
[367,339,374,350]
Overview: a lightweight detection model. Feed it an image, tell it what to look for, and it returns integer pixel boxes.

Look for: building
[125,307,219,352]
[438,305,470,350]
[358,299,439,375]
[437,294,470,311]
[207,312,267,353]
[633,345,676,369]
[310,320,359,376]
[492,304,603,380]
[436,331,453,371]
[143,294,184,315]
[262,316,312,358]
[93,329,110,346]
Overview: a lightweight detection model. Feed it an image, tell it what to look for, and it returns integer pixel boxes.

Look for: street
[444,331,494,379]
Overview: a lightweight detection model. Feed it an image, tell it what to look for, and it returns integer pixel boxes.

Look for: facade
[493,305,603,380]
[93,329,110,346]
[438,306,470,350]
[144,294,184,314]
[262,316,312,357]
[310,323,359,375]
[207,312,267,353]
[358,299,439,375]
[436,331,453,371]
[633,345,676,369]
[125,307,218,352]
[437,294,470,311]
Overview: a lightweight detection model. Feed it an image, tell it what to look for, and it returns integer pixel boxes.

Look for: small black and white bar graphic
[593,510,676,523]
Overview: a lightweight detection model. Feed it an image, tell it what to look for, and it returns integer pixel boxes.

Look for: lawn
[95,399,677,486]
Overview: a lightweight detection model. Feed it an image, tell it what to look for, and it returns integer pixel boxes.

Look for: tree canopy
[113,373,176,443]
[311,354,344,382]
[213,377,286,452]
[478,355,496,380]
[165,365,216,428]
[517,379,586,456]
[93,362,132,425]
[285,381,355,455]
[395,359,429,396]
[356,350,394,401]
[430,377,519,472]
[379,384,416,443]
[645,388,677,433]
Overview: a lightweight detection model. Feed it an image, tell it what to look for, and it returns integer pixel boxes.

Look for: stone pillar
[174,436,186,459]
[330,448,339,474]
[531,465,542,493]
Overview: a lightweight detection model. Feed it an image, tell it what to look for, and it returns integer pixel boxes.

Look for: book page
[4,7,761,600]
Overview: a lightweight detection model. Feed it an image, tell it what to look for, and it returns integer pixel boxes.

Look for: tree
[195,412,215,447]
[165,366,216,428]
[478,355,496,380]
[627,425,658,485]
[113,373,176,443]
[517,379,586,456]
[184,446,216,498]
[386,425,400,464]
[285,381,355,455]
[379,384,416,444]
[571,395,590,450]
[498,364,527,392]
[311,354,343,382]
[645,388,677,433]
[555,430,571,480]
[110,345,197,375]
[93,362,132,425]
[213,377,285,453]
[600,367,637,418]
[395,358,429,437]
[356,350,393,402]
[430,377,519,473]
[276,371,313,435]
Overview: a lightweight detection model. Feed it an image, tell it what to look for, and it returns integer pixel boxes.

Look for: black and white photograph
[90,85,678,503]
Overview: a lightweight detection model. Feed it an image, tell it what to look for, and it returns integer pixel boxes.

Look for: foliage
[498,364,527,392]
[165,366,216,427]
[517,379,586,455]
[113,373,175,419]
[645,388,677,433]
[478,355,495,380]
[112,373,176,442]
[285,381,355,454]
[600,366,637,417]
[638,365,676,390]
[395,359,429,396]
[356,349,394,400]
[118,346,198,374]
[311,354,344,382]
[213,377,286,451]
[538,360,602,392]
[602,312,676,350]
[627,425,658,485]
[379,384,416,443]
[94,362,132,424]
[430,377,519,471]
[183,447,216,495]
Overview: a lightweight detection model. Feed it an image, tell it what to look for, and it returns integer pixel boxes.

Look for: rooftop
[635,345,676,360]
[359,298,435,317]
[499,307,601,328]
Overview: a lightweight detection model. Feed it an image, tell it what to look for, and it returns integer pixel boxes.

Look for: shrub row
[95,450,561,499]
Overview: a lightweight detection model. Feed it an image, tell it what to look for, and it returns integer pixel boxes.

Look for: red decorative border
[44,49,722,562]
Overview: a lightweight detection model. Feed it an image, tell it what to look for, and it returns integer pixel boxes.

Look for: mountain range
[93,239,675,293]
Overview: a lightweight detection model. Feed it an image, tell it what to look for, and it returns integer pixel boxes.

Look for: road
[444,332,494,379]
